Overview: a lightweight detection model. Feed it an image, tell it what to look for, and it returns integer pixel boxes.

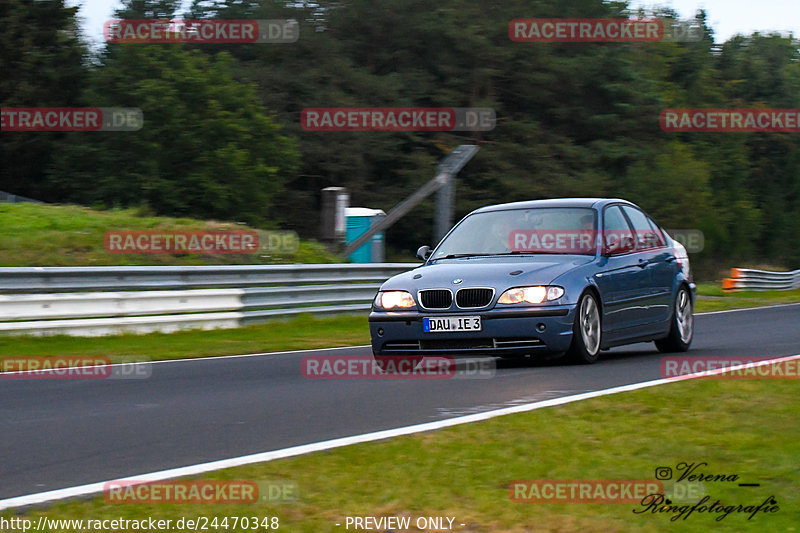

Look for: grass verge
[0,314,370,363]
[4,378,797,532]
[0,203,341,266]
[695,283,800,312]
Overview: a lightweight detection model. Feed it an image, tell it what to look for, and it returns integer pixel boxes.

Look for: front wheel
[566,291,602,364]
[655,286,693,353]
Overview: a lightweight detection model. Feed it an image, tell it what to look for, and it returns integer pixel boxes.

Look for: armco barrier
[722,267,800,292]
[0,264,416,293]
[0,264,417,337]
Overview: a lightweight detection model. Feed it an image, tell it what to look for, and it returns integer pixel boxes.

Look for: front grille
[420,339,495,350]
[419,337,543,351]
[419,289,452,309]
[456,288,494,308]
[493,338,543,348]
[383,341,421,350]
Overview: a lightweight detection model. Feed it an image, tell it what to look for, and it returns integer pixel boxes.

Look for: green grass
[6,379,798,532]
[0,314,370,364]
[0,203,341,266]
[695,282,800,312]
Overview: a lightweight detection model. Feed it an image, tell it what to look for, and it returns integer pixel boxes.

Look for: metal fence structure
[722,267,800,292]
[2,262,796,334]
[0,191,44,204]
[0,264,418,336]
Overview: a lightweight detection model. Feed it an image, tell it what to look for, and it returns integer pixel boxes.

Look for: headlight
[374,291,416,309]
[497,286,564,304]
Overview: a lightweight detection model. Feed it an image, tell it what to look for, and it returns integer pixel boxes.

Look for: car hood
[381,255,593,292]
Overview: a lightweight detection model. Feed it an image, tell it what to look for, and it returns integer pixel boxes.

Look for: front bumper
[369,305,577,356]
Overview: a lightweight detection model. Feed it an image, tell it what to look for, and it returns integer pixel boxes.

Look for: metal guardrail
[0,264,415,293]
[722,267,800,291]
[0,264,418,336]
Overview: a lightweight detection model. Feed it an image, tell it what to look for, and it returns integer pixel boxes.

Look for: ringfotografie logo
[636,462,778,522]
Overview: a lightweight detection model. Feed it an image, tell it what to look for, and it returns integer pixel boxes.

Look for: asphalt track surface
[2,304,799,500]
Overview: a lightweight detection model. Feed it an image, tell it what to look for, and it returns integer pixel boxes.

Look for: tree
[0,0,88,199]
[47,45,299,226]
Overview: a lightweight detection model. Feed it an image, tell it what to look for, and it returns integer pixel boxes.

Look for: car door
[620,205,674,325]
[593,205,647,335]
[644,214,676,324]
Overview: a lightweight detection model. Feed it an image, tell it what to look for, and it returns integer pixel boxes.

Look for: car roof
[471,198,635,213]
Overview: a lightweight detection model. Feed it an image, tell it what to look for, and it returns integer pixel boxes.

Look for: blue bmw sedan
[369,198,695,364]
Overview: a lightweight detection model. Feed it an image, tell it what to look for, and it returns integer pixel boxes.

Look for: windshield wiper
[434,251,579,260]
[491,251,570,255]
[434,251,540,260]
[434,253,496,260]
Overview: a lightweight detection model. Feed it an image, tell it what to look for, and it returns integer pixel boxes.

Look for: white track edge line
[697,301,800,315]
[0,345,371,376]
[2,353,798,511]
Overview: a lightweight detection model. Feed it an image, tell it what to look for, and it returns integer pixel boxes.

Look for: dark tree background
[2,0,799,271]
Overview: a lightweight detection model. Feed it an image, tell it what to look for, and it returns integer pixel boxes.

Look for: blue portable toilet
[345,207,386,263]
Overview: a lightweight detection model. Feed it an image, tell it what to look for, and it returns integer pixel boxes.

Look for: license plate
[423,316,481,333]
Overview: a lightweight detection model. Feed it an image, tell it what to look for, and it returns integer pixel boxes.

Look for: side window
[602,206,635,254]
[645,216,666,247]
[621,206,663,250]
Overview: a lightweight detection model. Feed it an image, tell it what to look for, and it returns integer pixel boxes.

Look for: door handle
[637,258,649,268]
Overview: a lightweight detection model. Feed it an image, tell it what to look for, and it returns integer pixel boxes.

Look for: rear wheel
[655,286,693,353]
[566,291,602,364]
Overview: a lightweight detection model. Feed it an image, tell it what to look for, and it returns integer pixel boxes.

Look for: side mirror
[416,245,432,261]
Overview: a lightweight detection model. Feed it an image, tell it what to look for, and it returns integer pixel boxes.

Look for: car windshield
[431,207,597,258]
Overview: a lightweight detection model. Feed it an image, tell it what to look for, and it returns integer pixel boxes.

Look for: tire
[655,286,693,353]
[373,354,423,374]
[566,291,602,364]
